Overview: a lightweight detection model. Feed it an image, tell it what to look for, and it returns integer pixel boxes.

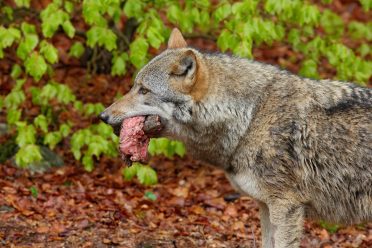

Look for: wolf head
[100,29,262,167]
[99,28,209,137]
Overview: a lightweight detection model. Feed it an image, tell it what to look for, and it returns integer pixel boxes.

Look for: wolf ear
[169,50,199,93]
[168,28,187,49]
[171,50,197,79]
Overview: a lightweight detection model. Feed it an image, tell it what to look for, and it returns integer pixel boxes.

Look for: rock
[223,192,241,202]
[12,146,64,174]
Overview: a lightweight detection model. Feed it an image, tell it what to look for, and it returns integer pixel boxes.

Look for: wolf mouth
[118,115,163,165]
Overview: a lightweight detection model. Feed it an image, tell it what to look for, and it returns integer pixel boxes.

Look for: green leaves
[30,186,39,198]
[4,90,25,110]
[348,21,372,41]
[148,138,186,158]
[129,38,149,68]
[40,2,74,38]
[39,81,76,105]
[16,122,36,147]
[320,10,344,38]
[122,162,140,180]
[144,191,157,201]
[359,0,371,11]
[25,52,47,81]
[43,123,69,150]
[319,220,340,234]
[137,166,158,186]
[16,24,39,60]
[217,30,236,52]
[146,26,164,49]
[299,60,319,79]
[111,52,128,76]
[297,4,320,26]
[123,0,145,19]
[213,3,231,22]
[0,27,21,53]
[7,109,21,125]
[14,0,30,8]
[44,131,63,149]
[83,103,104,116]
[62,20,75,38]
[83,0,121,26]
[11,64,22,79]
[122,163,158,186]
[86,26,117,51]
[15,144,42,168]
[34,115,49,133]
[40,41,59,64]
[69,42,85,58]
[71,124,118,171]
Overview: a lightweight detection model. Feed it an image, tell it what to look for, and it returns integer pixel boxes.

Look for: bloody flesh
[119,115,163,163]
[119,116,149,162]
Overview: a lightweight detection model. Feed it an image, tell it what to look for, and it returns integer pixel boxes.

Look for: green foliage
[40,41,59,64]
[129,38,149,68]
[15,144,42,167]
[144,191,157,201]
[71,123,118,171]
[40,0,74,38]
[34,115,49,133]
[111,52,128,76]
[86,26,117,51]
[11,64,22,79]
[148,138,186,159]
[1,0,370,186]
[29,186,38,198]
[14,0,30,8]
[25,52,47,81]
[359,0,372,11]
[122,162,158,186]
[69,42,85,58]
[319,220,340,234]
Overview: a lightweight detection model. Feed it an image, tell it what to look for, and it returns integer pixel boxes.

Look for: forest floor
[0,156,371,248]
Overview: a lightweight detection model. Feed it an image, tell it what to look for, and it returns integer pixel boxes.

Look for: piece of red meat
[119,116,149,162]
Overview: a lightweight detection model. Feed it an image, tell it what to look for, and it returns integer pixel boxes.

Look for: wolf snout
[98,111,110,124]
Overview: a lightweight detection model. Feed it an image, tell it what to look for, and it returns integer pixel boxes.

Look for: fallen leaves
[1,156,371,247]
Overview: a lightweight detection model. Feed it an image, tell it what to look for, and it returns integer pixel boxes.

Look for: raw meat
[119,115,162,164]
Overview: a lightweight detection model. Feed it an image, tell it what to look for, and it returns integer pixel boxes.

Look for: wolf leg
[258,202,276,248]
[268,201,304,248]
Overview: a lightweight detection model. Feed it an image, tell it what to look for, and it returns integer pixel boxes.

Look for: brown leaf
[224,204,238,217]
[36,225,50,233]
[50,223,66,234]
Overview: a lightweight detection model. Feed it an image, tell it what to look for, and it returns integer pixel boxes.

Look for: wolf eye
[138,87,149,95]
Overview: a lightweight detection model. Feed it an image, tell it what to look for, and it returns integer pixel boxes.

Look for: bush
[0,0,370,179]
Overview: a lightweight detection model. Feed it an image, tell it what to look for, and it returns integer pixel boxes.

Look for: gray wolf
[100,28,372,247]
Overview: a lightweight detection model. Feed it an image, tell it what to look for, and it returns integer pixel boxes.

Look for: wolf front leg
[268,200,305,248]
[258,202,276,248]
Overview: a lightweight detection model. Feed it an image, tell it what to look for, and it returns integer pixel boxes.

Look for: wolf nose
[99,112,109,124]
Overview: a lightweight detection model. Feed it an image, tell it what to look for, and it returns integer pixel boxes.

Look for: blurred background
[0,0,371,247]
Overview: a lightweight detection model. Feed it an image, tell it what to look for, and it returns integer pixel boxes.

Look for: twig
[112,26,130,48]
